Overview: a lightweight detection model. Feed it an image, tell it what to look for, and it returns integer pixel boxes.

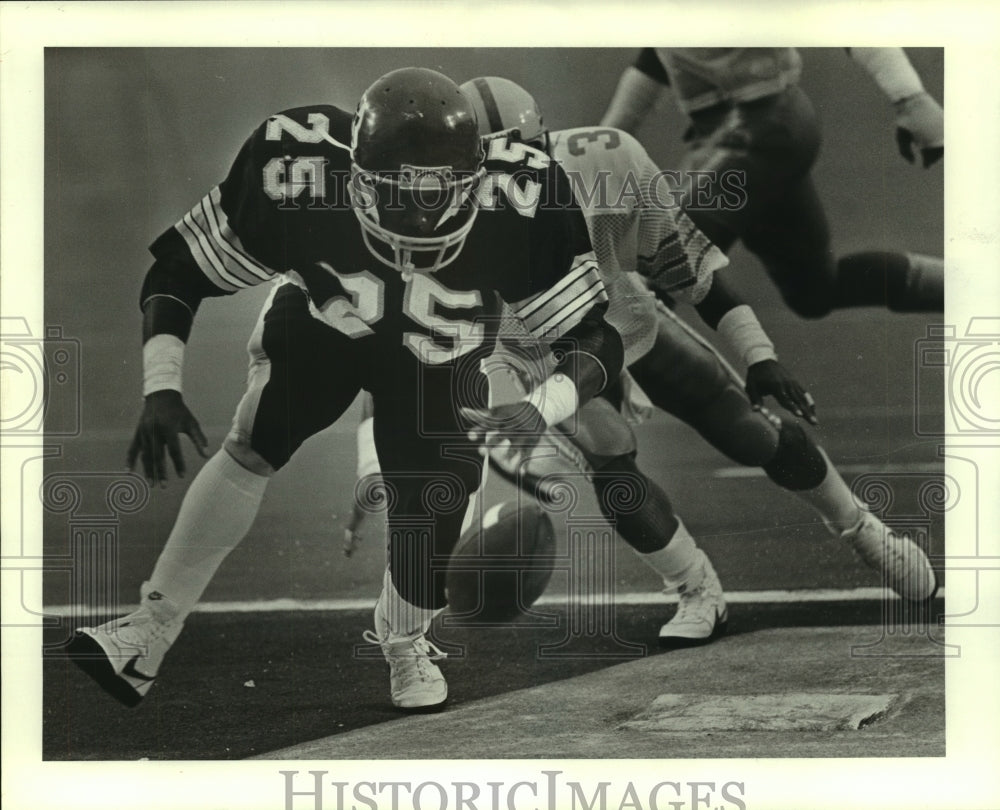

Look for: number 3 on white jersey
[314,263,484,364]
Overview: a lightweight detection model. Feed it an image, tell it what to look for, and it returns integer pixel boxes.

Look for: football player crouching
[67,67,623,713]
[457,77,937,641]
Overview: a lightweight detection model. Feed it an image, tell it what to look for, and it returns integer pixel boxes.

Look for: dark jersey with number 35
[146,104,608,388]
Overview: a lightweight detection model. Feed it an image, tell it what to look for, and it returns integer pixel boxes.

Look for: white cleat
[658,553,728,648]
[842,512,938,602]
[364,600,447,712]
[66,585,183,707]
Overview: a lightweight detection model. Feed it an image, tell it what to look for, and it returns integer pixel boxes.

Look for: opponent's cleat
[363,628,448,711]
[66,587,183,707]
[658,554,728,648]
[842,511,938,602]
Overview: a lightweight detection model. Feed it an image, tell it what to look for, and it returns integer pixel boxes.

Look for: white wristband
[525,373,579,428]
[850,48,924,103]
[716,305,777,369]
[142,334,185,396]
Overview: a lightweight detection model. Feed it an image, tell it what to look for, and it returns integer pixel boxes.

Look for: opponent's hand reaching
[460,400,549,463]
[126,389,209,486]
[894,91,944,168]
[745,359,818,425]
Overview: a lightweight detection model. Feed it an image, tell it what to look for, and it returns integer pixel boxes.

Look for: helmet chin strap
[320,129,352,153]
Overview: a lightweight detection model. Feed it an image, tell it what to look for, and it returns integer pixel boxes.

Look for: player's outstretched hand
[745,359,818,425]
[460,401,549,462]
[126,389,209,486]
[894,91,944,168]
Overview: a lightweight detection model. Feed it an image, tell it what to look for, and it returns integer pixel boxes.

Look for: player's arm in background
[127,112,309,485]
[632,155,817,424]
[847,47,944,168]
[685,273,817,425]
[600,48,671,134]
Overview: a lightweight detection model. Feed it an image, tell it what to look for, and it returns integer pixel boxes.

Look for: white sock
[376,569,441,638]
[147,449,269,619]
[633,518,705,591]
[793,448,864,534]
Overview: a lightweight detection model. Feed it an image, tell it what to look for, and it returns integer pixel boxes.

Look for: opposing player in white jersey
[457,77,937,643]
[600,48,943,317]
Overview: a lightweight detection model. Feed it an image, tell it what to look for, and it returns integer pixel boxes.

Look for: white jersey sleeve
[550,126,727,363]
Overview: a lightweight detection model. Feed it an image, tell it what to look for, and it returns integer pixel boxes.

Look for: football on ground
[446,500,556,623]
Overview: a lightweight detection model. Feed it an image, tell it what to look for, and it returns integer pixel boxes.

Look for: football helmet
[350,67,486,274]
[459,76,547,145]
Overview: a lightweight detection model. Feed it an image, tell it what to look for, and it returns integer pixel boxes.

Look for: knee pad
[762,420,828,490]
[591,452,649,516]
[591,453,678,553]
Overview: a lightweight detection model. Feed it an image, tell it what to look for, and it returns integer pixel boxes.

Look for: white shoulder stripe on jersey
[203,187,275,282]
[515,253,597,321]
[513,260,608,340]
[177,211,247,292]
[175,188,276,292]
[527,278,609,339]
[514,255,604,332]
[190,201,264,287]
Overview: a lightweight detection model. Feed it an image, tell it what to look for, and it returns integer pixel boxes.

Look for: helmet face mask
[349,161,484,274]
[350,67,486,274]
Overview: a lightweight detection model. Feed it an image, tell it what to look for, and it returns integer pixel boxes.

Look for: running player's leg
[68,284,365,704]
[679,87,941,314]
[737,171,943,314]
[571,397,727,643]
[628,309,936,600]
[739,171,838,318]
[629,312,783,467]
[676,85,822,250]
[366,362,487,710]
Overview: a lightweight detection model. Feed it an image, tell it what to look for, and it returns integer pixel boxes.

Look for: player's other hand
[894,91,944,168]
[745,359,818,426]
[460,401,549,461]
[126,389,209,487]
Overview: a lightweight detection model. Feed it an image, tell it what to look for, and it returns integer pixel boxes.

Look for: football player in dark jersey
[67,67,624,712]
[455,76,936,643]
[601,48,943,317]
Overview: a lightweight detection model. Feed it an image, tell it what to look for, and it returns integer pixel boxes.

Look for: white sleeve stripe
[188,204,263,287]
[176,214,243,292]
[514,253,599,321]
[185,193,270,286]
[527,282,608,339]
[180,210,254,289]
[205,188,275,281]
[198,197,270,284]
[515,262,603,332]
[173,188,276,290]
[520,275,604,333]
